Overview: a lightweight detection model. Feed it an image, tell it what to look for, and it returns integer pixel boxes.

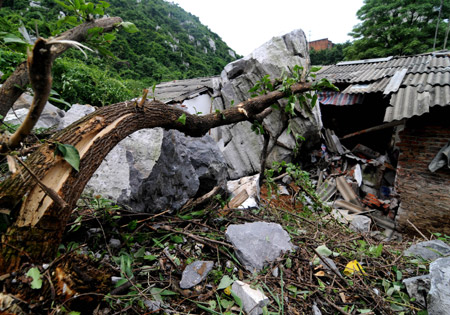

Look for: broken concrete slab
[225,222,294,272]
[179,261,214,289]
[231,280,269,315]
[403,240,450,262]
[428,256,450,314]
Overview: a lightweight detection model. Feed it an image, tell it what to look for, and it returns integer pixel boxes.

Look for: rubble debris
[227,174,260,208]
[349,215,371,233]
[316,178,336,202]
[231,280,269,315]
[403,240,450,262]
[179,261,214,289]
[336,176,362,206]
[352,143,380,160]
[225,222,295,273]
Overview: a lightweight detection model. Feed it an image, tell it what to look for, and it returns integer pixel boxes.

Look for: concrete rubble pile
[311,128,400,239]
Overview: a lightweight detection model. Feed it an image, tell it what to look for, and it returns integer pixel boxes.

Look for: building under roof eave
[315,51,450,122]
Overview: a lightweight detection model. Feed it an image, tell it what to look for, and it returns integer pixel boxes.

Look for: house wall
[309,38,333,51]
[395,107,450,235]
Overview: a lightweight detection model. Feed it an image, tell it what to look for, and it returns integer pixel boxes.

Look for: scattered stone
[179,261,214,289]
[402,275,430,307]
[109,238,121,249]
[428,256,450,314]
[144,300,162,312]
[231,280,269,315]
[312,302,322,315]
[320,257,340,277]
[403,240,450,262]
[349,215,371,233]
[225,222,295,272]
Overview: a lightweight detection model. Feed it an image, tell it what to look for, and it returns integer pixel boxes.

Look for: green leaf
[217,275,234,290]
[26,267,43,289]
[56,143,80,171]
[311,93,318,108]
[144,254,157,261]
[315,245,332,257]
[177,113,187,125]
[120,22,139,33]
[220,299,234,309]
[3,34,28,45]
[171,235,184,243]
[310,66,322,73]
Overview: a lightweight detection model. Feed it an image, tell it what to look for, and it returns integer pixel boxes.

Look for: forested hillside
[0,0,238,106]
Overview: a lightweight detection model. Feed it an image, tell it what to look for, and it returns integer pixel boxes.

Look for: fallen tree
[0,36,320,274]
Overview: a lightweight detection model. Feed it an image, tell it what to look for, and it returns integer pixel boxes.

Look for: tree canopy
[344,0,450,59]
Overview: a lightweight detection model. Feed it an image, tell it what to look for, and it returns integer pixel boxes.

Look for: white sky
[169,0,364,56]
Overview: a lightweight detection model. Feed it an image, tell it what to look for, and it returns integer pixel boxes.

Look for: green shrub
[0,49,26,82]
[52,57,147,107]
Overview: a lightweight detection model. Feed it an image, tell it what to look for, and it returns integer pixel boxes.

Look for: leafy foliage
[0,0,238,106]
[344,0,450,59]
[51,57,146,107]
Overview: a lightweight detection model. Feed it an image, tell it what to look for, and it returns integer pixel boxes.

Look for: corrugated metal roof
[316,51,450,121]
[342,77,391,94]
[384,85,450,122]
[154,77,216,103]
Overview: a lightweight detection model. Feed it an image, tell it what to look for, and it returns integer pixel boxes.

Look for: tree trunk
[0,17,123,120]
[0,82,312,273]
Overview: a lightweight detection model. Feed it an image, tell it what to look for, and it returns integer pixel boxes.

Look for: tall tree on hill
[344,0,450,59]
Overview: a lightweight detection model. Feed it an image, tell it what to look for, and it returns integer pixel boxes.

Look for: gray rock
[58,104,96,129]
[231,280,269,315]
[179,261,214,289]
[144,300,161,312]
[312,302,322,315]
[5,93,64,129]
[129,130,227,213]
[109,238,121,249]
[428,257,450,314]
[211,29,321,179]
[225,222,295,272]
[403,274,430,307]
[320,257,340,277]
[403,240,450,262]
[350,215,372,233]
[85,128,227,213]
[84,128,164,204]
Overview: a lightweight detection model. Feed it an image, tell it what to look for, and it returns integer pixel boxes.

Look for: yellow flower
[224,286,231,295]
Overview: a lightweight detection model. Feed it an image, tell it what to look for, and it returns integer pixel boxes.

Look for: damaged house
[316,51,450,235]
